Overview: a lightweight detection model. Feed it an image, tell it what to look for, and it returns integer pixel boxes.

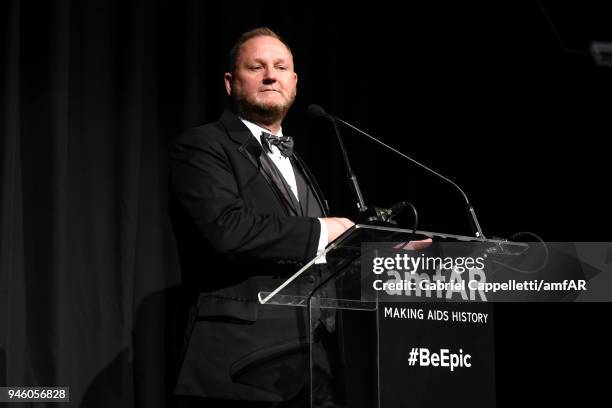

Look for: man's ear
[224,72,233,96]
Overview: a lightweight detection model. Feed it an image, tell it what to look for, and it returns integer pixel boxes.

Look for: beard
[232,90,296,126]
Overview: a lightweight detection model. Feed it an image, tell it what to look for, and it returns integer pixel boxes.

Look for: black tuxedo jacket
[169,110,329,400]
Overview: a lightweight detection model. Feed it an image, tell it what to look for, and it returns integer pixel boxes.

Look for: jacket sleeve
[170,129,321,263]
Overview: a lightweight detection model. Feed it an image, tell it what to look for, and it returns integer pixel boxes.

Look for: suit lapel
[293,153,330,217]
[259,153,301,216]
[219,111,300,216]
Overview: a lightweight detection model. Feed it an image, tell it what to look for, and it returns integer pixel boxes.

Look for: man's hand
[394,238,433,251]
[322,217,355,243]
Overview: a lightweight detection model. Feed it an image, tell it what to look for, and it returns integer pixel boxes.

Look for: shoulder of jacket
[174,121,228,150]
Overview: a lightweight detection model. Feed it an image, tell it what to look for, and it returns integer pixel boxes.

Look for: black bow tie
[261,132,294,158]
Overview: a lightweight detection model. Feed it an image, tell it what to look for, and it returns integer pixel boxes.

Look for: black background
[1,1,610,406]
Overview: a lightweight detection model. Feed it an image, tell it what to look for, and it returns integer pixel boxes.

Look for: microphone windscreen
[307,104,327,118]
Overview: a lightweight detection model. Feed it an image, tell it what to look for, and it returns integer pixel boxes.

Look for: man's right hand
[322,217,355,243]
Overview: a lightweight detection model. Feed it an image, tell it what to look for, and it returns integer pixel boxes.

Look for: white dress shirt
[240,118,328,263]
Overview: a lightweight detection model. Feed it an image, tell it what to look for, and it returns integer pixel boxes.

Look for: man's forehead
[238,36,293,60]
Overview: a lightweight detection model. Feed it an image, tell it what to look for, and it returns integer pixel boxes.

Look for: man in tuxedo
[169,27,353,407]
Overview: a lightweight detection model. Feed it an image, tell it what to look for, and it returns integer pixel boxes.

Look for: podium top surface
[258,224,528,306]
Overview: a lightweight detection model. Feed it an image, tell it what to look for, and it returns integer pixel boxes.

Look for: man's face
[225,36,298,124]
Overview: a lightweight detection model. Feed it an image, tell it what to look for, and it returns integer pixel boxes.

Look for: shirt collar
[239,117,283,146]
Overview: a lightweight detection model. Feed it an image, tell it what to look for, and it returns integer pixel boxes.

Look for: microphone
[308,104,328,118]
[308,105,369,214]
[308,104,486,239]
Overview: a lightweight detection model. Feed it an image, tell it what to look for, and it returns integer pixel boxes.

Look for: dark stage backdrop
[1,1,610,407]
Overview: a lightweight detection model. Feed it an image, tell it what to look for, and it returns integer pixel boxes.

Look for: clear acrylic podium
[259,224,527,408]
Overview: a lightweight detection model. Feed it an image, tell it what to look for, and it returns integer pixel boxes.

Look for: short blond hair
[228,27,293,73]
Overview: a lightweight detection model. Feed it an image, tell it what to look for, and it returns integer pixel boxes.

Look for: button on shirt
[240,118,328,263]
